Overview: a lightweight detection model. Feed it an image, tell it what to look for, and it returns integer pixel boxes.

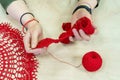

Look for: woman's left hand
[69,8,96,42]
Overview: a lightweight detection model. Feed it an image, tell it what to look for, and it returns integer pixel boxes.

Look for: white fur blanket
[0,0,120,80]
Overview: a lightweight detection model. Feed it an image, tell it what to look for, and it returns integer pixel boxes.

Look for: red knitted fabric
[82,51,102,72]
[0,23,38,80]
[62,23,71,31]
[36,17,95,48]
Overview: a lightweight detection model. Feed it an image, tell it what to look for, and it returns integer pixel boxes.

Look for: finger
[69,36,74,42]
[31,32,39,48]
[79,29,90,41]
[92,24,98,34]
[28,48,43,55]
[27,47,47,55]
[71,14,79,27]
[72,28,82,40]
[38,33,43,41]
[23,32,31,51]
[92,24,97,29]
[42,47,47,53]
[71,19,77,27]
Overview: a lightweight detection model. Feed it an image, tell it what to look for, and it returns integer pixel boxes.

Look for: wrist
[74,8,92,19]
[26,20,39,30]
[77,0,97,9]
[20,12,35,27]
[19,12,39,33]
[73,5,92,15]
[22,18,39,33]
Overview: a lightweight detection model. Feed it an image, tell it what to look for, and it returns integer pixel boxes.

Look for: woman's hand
[70,8,96,41]
[23,21,46,55]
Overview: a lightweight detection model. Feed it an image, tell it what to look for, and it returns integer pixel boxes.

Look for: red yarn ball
[82,51,102,72]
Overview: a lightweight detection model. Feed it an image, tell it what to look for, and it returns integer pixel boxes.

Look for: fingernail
[26,48,31,53]
[69,36,74,42]
[72,28,76,31]
[32,43,37,48]
[79,29,83,32]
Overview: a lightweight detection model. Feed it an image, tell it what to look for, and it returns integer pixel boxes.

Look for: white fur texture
[0,0,120,80]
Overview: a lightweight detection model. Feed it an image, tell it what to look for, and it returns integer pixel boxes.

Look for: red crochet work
[82,51,102,72]
[36,17,95,48]
[0,23,38,80]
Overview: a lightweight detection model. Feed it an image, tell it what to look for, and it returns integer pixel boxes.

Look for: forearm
[77,0,98,9]
[1,0,35,27]
[6,0,34,26]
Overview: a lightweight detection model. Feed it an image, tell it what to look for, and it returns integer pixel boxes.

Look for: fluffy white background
[0,0,120,80]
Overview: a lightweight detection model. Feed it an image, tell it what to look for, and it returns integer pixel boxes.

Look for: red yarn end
[62,23,71,31]
[82,51,102,72]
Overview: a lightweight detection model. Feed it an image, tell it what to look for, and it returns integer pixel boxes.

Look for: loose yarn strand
[47,51,81,68]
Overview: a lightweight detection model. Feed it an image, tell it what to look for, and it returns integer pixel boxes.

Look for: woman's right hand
[23,21,47,55]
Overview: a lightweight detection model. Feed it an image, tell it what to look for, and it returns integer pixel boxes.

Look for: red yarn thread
[82,51,102,72]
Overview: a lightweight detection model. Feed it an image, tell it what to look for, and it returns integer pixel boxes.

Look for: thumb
[71,17,78,27]
[31,32,39,48]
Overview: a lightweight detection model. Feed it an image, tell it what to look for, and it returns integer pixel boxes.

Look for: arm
[1,0,44,54]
